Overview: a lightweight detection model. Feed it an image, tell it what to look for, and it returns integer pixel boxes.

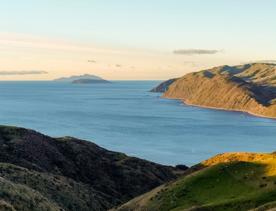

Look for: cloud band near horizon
[0,70,48,75]
[173,49,220,55]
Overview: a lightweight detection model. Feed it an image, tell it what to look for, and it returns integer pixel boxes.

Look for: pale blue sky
[0,0,275,80]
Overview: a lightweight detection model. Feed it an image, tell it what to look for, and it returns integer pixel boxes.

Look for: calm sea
[0,81,275,166]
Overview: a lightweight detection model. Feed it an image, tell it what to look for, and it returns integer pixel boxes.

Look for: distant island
[152,63,276,119]
[72,78,111,84]
[54,74,110,83]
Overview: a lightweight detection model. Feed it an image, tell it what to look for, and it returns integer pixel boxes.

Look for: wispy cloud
[250,60,276,64]
[173,49,221,55]
[0,70,48,75]
[0,33,133,55]
[88,60,96,63]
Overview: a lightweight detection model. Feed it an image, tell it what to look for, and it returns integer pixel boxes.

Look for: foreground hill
[152,63,276,118]
[0,126,185,211]
[115,152,276,211]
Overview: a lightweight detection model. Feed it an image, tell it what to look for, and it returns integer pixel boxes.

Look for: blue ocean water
[0,81,275,166]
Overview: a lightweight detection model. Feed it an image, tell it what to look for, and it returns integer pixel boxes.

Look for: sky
[0,0,275,80]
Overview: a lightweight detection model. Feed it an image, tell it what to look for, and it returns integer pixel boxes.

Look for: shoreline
[163,96,276,120]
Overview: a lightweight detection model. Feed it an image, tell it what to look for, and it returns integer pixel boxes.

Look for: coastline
[162,96,276,120]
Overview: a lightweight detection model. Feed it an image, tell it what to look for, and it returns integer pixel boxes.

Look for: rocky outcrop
[153,63,276,118]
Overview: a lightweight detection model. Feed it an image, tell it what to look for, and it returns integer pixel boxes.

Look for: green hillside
[115,153,276,211]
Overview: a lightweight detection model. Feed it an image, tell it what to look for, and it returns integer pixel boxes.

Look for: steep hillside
[152,63,276,118]
[0,126,185,211]
[115,152,276,211]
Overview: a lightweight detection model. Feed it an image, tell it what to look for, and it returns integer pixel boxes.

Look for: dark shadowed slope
[0,126,186,211]
[150,79,177,92]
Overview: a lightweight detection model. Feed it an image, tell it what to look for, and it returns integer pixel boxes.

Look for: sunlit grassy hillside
[115,152,276,211]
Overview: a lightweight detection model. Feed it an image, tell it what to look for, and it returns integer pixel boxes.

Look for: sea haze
[0,81,275,166]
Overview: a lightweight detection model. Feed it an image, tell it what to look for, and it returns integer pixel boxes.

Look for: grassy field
[116,153,276,211]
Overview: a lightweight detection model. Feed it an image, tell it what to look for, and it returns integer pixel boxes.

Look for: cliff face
[0,126,185,211]
[155,63,276,118]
